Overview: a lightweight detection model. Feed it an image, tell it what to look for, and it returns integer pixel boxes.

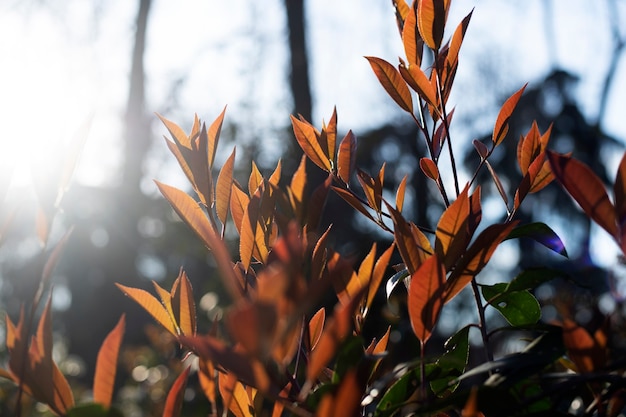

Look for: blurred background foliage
[1,0,625,415]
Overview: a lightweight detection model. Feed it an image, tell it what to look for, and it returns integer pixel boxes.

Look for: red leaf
[408,255,446,344]
[366,56,414,114]
[548,152,618,239]
[493,84,527,146]
[420,158,440,182]
[162,367,190,417]
[94,315,125,408]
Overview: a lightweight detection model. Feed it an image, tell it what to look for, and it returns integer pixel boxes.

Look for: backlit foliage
[3,1,626,416]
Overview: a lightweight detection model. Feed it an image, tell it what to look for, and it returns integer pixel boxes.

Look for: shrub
[3,1,626,416]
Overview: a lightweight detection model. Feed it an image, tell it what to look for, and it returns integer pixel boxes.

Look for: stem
[434,58,460,197]
[420,341,427,401]
[471,278,493,362]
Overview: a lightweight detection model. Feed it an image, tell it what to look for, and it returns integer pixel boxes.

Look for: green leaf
[506,268,564,293]
[67,403,124,417]
[333,335,365,383]
[431,325,470,396]
[375,363,437,416]
[482,284,541,326]
[505,222,568,257]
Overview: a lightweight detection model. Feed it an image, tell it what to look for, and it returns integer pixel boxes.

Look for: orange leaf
[175,270,196,336]
[485,161,509,208]
[444,222,518,303]
[309,308,326,351]
[269,159,282,187]
[366,56,414,114]
[402,2,424,67]
[357,166,384,213]
[93,314,125,408]
[231,181,250,234]
[291,115,331,171]
[398,60,438,110]
[366,243,396,315]
[331,369,364,417]
[392,0,410,32]
[332,186,377,224]
[179,335,271,392]
[435,186,470,269]
[116,283,177,335]
[396,175,408,212]
[321,107,338,164]
[155,181,241,300]
[327,250,362,305]
[408,255,446,344]
[249,160,264,196]
[357,244,378,299]
[417,0,449,50]
[548,152,618,239]
[517,122,542,176]
[288,155,307,221]
[239,190,269,271]
[387,202,432,274]
[216,147,236,225]
[562,318,606,373]
[307,174,333,230]
[198,359,216,411]
[493,84,527,146]
[304,288,365,393]
[445,10,473,81]
[162,366,190,417]
[337,130,357,184]
[207,106,226,168]
[220,376,255,417]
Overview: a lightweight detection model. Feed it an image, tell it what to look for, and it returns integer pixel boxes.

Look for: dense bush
[3,1,626,416]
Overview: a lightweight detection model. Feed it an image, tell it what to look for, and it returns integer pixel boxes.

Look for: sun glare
[0,10,104,198]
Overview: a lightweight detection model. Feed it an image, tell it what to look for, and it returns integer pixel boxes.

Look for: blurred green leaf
[505,222,568,257]
[507,268,563,292]
[431,325,470,396]
[333,335,365,383]
[67,403,124,417]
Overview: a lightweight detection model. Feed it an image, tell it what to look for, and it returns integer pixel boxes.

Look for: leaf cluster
[2,1,626,416]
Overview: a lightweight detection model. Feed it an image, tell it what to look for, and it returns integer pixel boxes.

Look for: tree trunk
[123,0,152,193]
[284,0,312,122]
